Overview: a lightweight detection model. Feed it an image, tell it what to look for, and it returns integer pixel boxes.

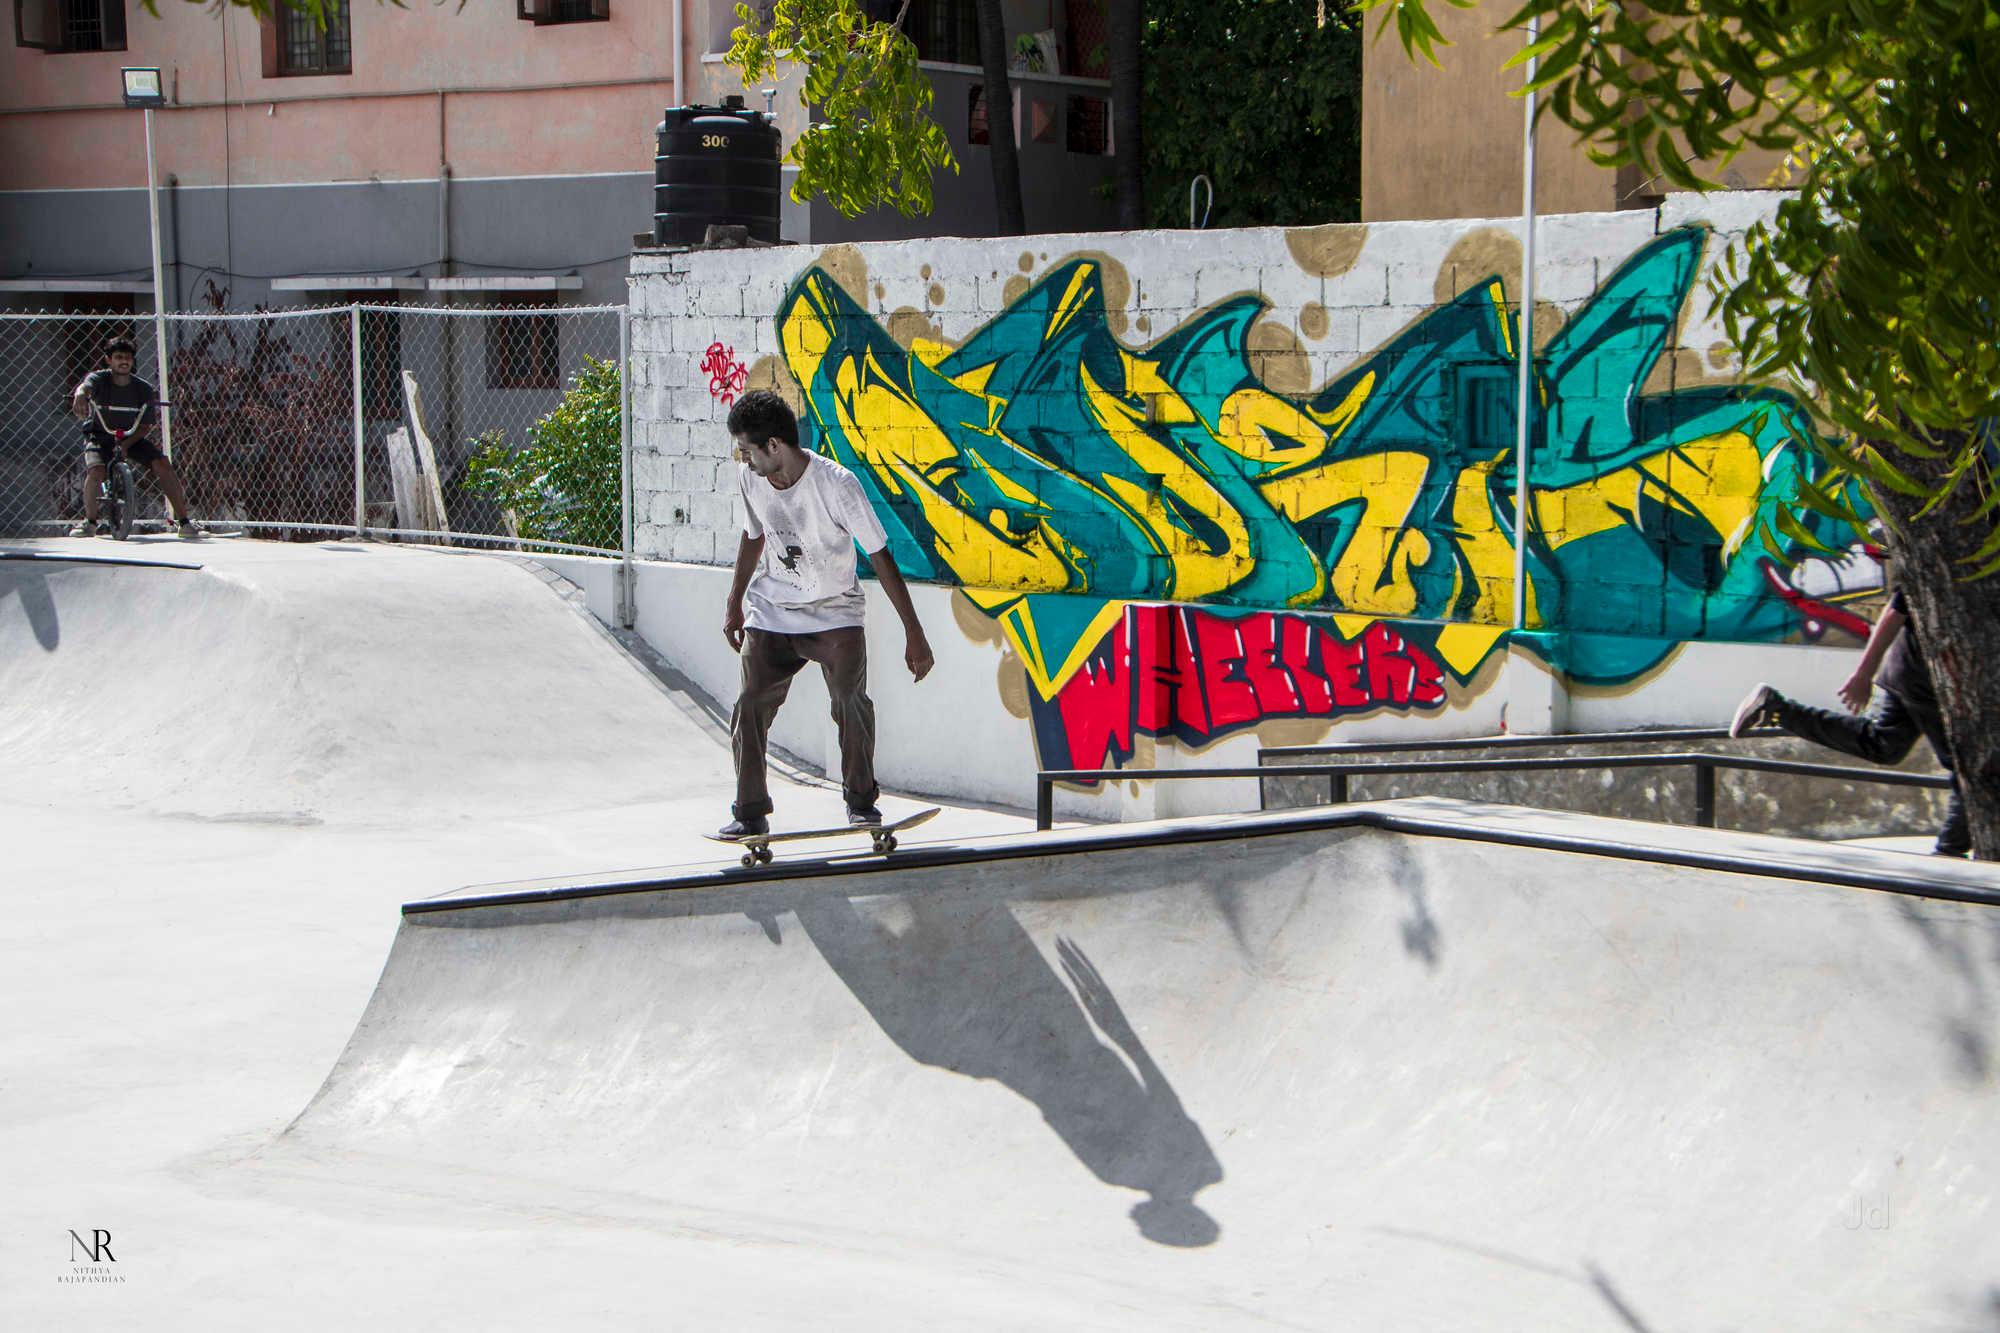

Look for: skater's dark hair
[102,336,137,358]
[727,390,799,449]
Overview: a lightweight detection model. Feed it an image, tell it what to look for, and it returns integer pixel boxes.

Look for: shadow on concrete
[793,891,1224,1247]
[1584,1261,1660,1333]
[1385,840,1442,968]
[0,567,60,650]
[1894,897,1998,1082]
[1376,1228,1659,1330]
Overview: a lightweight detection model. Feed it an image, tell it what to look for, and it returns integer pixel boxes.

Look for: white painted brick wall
[627,193,1790,570]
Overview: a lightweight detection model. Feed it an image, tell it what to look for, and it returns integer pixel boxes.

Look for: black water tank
[653,96,781,246]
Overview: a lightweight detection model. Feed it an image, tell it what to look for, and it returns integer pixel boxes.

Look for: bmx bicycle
[78,396,151,541]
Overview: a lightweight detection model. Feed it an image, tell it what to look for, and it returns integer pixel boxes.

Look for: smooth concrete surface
[0,536,1034,1330]
[268,808,2000,1330]
[4,537,1994,1329]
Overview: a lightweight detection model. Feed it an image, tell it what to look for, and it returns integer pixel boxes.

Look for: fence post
[350,304,364,537]
[1329,770,1349,806]
[1694,759,1716,828]
[1036,776,1053,832]
[617,304,635,628]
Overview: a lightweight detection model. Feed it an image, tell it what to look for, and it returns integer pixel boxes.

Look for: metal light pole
[1510,22,1539,632]
[122,68,172,458]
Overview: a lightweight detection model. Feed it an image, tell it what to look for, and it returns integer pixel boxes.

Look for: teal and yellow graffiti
[775,226,1863,749]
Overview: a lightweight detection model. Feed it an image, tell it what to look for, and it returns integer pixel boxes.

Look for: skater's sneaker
[68,519,93,537]
[717,814,769,840]
[176,516,201,539]
[1729,683,1782,738]
[93,519,112,538]
[846,802,883,827]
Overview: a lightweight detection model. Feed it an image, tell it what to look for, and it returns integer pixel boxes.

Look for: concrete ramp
[281,809,2000,1329]
[0,540,734,824]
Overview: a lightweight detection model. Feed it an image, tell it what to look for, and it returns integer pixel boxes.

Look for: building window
[1067,95,1110,155]
[16,0,127,53]
[278,0,351,76]
[967,83,988,146]
[486,295,560,391]
[517,0,608,24]
[897,0,976,65]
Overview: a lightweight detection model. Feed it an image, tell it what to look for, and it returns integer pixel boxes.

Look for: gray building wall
[0,171,652,312]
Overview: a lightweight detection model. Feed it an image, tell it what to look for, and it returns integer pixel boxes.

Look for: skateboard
[708,806,940,867]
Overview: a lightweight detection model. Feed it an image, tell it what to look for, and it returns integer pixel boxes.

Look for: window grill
[279,0,351,76]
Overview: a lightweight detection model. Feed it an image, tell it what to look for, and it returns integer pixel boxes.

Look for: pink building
[2,1,1115,315]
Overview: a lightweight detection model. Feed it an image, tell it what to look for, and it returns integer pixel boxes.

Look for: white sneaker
[176,517,201,539]
[1729,683,1780,738]
[68,519,93,537]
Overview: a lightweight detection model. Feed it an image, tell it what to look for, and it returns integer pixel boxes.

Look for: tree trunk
[1868,430,2000,860]
[975,0,1025,236]
[1107,0,1146,228]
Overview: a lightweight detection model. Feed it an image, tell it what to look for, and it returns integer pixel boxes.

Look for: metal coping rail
[409,802,2000,918]
[1034,752,1954,832]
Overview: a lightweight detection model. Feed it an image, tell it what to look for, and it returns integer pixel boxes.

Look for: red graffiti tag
[1034,606,1450,771]
[701,342,749,405]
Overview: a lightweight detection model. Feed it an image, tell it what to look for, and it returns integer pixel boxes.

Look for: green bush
[462,355,622,551]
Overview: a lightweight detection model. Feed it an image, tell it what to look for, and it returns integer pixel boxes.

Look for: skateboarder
[718,391,934,839]
[1730,579,1969,857]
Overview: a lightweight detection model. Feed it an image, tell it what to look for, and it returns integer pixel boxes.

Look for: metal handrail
[1033,752,1953,832]
[1257,726,1781,761]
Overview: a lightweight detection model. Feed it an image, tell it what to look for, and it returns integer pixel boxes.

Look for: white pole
[618,306,635,628]
[672,1,684,109]
[143,106,173,458]
[351,304,365,536]
[1510,18,1539,631]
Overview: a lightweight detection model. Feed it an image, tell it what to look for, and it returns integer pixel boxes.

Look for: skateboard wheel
[741,851,756,868]
[755,846,773,865]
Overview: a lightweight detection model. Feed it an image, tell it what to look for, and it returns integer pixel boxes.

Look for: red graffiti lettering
[1194,612,1262,731]
[701,342,750,405]
[1036,606,1459,770]
[1279,616,1333,714]
[1237,613,1303,714]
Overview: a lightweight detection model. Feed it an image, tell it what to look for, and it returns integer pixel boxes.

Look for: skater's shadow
[794,891,1223,1246]
[0,568,60,650]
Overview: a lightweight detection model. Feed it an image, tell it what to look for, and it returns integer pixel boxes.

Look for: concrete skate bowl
[278,811,2000,1330]
[0,542,731,824]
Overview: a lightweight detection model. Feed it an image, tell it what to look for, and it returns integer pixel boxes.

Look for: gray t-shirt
[1879,587,1934,704]
[737,452,890,633]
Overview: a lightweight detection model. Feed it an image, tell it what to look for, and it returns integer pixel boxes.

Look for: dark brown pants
[731,626,878,818]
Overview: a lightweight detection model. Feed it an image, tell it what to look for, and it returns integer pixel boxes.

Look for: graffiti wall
[630,196,1881,777]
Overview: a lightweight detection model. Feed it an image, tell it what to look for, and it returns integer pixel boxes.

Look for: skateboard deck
[708,806,940,867]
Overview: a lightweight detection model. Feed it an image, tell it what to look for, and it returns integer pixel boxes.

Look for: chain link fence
[0,304,631,557]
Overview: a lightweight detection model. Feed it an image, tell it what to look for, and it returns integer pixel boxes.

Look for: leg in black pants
[1773,687,1968,854]
[730,627,879,821]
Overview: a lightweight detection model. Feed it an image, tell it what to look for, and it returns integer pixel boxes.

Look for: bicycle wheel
[108,462,136,541]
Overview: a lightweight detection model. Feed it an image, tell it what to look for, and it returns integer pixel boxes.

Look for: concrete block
[1137,269,1198,310]
[1656,190,1786,238]
[1195,266,1260,309]
[1324,263,1389,308]
[670,526,718,565]
[1385,263,1441,308]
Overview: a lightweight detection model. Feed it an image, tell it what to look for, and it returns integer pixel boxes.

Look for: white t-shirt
[737,452,890,633]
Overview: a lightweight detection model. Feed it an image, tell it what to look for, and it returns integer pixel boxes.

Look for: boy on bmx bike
[67,336,197,538]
